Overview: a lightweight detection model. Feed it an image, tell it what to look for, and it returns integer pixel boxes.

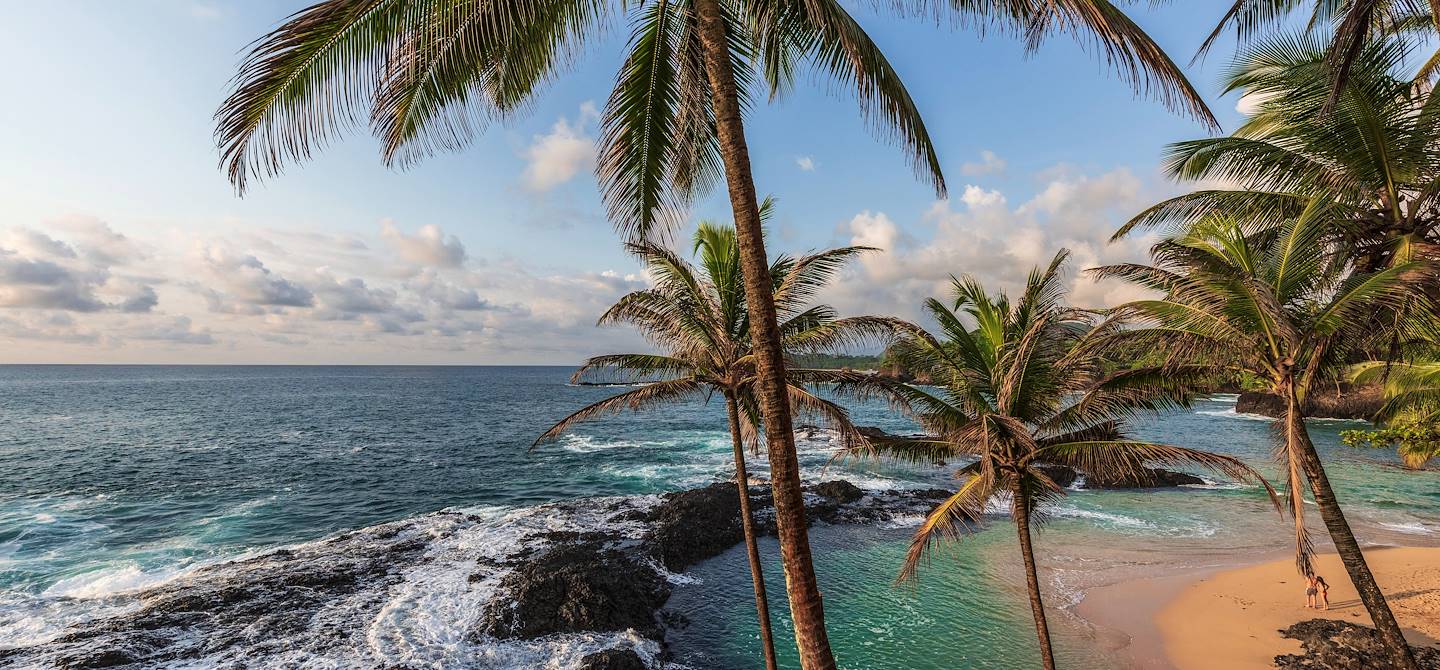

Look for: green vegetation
[821,251,1275,670]
[1344,354,1440,469]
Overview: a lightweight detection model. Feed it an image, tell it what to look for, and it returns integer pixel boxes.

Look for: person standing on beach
[1306,574,1331,609]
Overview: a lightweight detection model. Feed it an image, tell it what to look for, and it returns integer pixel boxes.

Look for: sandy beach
[1080,546,1440,669]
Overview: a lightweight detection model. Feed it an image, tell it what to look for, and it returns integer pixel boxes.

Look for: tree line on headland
[215,1,1439,668]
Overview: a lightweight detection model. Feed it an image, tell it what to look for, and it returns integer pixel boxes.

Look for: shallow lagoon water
[1,366,1437,668]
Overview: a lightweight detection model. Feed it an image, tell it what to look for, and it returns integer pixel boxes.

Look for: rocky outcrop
[1273,619,1440,669]
[579,648,649,670]
[1236,385,1383,420]
[814,480,865,504]
[479,542,670,640]
[644,482,756,572]
[1034,464,1078,488]
[1081,467,1206,489]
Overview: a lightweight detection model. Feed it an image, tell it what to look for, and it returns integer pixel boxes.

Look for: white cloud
[381,221,467,268]
[0,215,656,362]
[822,166,1168,324]
[521,102,598,192]
[960,149,1007,177]
[195,245,315,309]
[796,156,816,172]
[1235,91,1275,116]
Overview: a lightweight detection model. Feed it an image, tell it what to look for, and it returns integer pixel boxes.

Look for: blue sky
[0,1,1254,363]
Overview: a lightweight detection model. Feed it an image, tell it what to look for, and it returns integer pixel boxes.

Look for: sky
[0,1,1258,364]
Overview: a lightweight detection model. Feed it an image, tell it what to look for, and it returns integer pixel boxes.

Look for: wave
[1377,521,1435,536]
[1195,408,1274,422]
[2,496,667,668]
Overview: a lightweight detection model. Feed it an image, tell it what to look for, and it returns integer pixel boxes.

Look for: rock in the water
[814,480,865,504]
[645,483,752,572]
[578,648,649,670]
[479,542,670,640]
[1081,468,1205,489]
[1274,619,1440,669]
[1236,384,1382,420]
[1033,464,1078,488]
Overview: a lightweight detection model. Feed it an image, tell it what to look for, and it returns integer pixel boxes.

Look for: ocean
[1,365,1437,668]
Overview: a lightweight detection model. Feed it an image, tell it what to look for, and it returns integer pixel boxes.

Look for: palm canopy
[1117,33,1440,272]
[826,250,1278,580]
[533,216,890,449]
[1094,212,1436,569]
[1195,0,1438,97]
[1345,357,1440,467]
[217,0,1216,237]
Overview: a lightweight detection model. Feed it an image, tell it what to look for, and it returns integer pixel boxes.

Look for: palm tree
[824,250,1276,670]
[533,218,888,670]
[216,3,1214,664]
[1094,212,1437,669]
[1196,0,1438,98]
[1344,344,1440,468]
[1117,33,1440,273]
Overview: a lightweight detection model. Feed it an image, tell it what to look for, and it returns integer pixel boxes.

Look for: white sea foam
[1377,521,1435,535]
[42,563,187,600]
[1195,408,1274,422]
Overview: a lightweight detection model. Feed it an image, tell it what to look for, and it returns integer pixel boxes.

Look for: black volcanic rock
[1236,384,1383,420]
[578,648,649,670]
[1274,619,1440,669]
[1033,464,1078,488]
[479,542,669,640]
[644,482,755,572]
[814,480,865,504]
[1081,468,1206,489]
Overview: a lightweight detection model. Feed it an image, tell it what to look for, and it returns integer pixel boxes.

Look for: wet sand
[1078,546,1440,669]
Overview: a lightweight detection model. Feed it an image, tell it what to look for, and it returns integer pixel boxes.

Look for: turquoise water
[1,366,1438,668]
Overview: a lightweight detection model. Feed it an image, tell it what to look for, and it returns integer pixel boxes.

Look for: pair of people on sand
[1305,573,1330,609]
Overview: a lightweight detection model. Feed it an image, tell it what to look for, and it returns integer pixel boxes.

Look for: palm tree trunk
[1012,484,1057,670]
[725,392,779,670]
[692,1,836,667]
[1285,390,1418,670]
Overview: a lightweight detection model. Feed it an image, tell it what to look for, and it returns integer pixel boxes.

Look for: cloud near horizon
[0,163,1173,363]
[0,214,650,363]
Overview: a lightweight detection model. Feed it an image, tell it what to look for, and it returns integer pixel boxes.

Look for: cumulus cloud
[0,224,157,313]
[381,221,467,268]
[960,150,1007,177]
[522,102,598,192]
[197,245,314,309]
[823,166,1167,323]
[796,156,816,172]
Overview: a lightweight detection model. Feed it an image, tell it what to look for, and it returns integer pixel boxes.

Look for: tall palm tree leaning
[532,216,886,670]
[824,251,1277,670]
[216,2,1214,665]
[1093,212,1438,669]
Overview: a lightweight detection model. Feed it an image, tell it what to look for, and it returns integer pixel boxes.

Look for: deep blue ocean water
[2,365,1437,668]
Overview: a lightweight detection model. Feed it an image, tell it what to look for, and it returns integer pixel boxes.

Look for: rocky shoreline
[0,469,1231,670]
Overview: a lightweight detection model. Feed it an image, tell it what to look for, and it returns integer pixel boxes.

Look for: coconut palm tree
[1196,0,1437,97]
[823,250,1276,670]
[1094,211,1437,669]
[533,218,889,670]
[1117,33,1440,273]
[1344,338,1440,468]
[216,3,1214,664]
